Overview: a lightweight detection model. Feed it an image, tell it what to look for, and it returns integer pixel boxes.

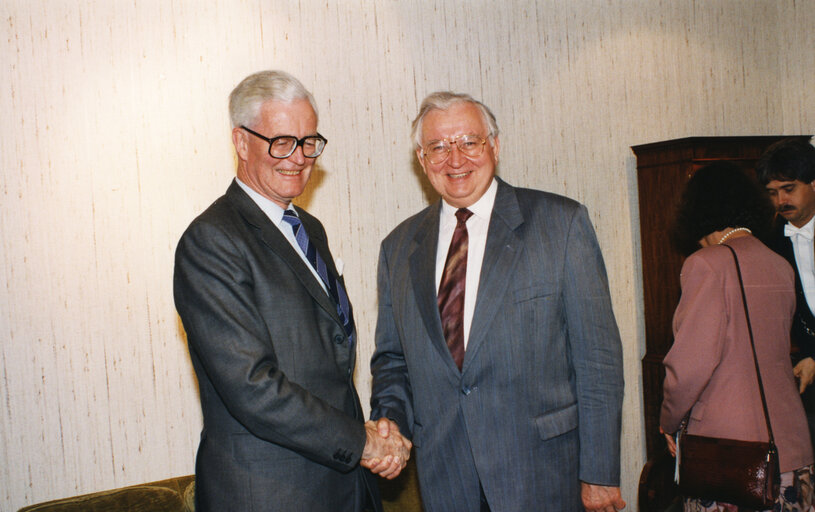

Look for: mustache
[777,205,796,213]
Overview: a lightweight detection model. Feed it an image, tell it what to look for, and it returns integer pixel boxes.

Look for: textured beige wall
[2,0,813,509]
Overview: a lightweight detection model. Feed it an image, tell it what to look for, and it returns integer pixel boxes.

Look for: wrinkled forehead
[254,99,318,134]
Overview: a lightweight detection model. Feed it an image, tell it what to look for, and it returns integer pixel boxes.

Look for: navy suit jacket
[174,181,381,512]
[370,178,624,511]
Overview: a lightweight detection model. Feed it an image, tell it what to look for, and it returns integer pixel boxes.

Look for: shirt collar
[785,216,815,240]
[440,178,498,221]
[235,178,288,226]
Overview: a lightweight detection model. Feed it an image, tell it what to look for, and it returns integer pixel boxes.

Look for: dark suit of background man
[174,70,409,512]
[369,91,626,512]
[757,138,815,448]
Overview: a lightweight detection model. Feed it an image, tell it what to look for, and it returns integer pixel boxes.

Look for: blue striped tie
[282,210,355,344]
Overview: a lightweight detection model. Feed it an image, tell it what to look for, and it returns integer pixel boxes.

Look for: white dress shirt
[786,216,815,315]
[236,178,327,293]
[435,179,498,348]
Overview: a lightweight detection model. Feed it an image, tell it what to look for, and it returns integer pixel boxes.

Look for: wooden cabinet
[633,135,812,459]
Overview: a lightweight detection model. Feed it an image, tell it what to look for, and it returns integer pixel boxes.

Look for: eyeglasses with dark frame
[241,125,328,159]
[421,134,488,164]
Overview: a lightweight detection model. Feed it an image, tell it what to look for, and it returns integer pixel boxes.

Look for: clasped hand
[360,418,412,479]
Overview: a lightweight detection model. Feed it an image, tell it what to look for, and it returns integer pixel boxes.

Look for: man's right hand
[360,418,412,479]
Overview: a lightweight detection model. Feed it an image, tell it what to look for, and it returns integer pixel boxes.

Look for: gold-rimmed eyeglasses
[420,134,488,164]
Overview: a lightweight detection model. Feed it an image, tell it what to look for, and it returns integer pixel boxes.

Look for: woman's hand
[659,426,677,457]
[794,357,815,394]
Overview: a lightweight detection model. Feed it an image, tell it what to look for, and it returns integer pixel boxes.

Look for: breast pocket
[511,283,559,343]
[512,283,558,304]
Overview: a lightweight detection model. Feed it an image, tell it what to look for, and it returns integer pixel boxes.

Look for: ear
[416,147,428,175]
[491,135,500,163]
[232,127,249,162]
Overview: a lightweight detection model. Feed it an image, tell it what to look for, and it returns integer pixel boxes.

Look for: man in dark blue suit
[369,92,625,511]
[757,137,815,447]
[174,70,409,512]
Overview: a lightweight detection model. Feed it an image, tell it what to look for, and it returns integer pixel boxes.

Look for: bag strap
[721,244,776,447]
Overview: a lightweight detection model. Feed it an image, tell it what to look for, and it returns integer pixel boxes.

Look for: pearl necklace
[718,227,752,245]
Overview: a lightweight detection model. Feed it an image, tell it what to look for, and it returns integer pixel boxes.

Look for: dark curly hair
[672,161,774,255]
[755,138,815,185]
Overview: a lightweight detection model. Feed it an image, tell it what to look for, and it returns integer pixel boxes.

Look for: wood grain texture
[2,0,813,508]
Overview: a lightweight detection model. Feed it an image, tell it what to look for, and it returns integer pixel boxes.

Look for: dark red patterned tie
[438,208,473,370]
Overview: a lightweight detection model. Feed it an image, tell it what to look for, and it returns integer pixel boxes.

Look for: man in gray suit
[174,70,409,512]
[370,92,625,511]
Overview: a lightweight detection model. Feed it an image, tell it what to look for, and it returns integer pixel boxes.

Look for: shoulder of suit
[509,182,576,203]
[513,186,580,210]
[382,203,435,243]
[180,184,261,243]
[180,190,229,229]
[493,177,581,209]
[503,185,584,227]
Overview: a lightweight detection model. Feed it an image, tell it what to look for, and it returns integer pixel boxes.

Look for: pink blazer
[660,236,813,472]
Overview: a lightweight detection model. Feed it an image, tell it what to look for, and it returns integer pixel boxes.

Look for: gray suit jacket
[174,181,381,512]
[370,178,624,511]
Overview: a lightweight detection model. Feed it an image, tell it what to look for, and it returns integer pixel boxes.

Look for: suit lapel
[462,179,524,370]
[776,223,796,264]
[408,202,461,372]
[297,208,352,336]
[776,222,815,326]
[225,182,342,327]
[775,223,807,304]
[297,209,342,285]
[409,180,526,375]
[298,213,358,365]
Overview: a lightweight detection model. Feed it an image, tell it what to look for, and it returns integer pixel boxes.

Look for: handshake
[360,418,413,480]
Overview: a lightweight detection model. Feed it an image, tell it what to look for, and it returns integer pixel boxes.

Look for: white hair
[410,91,499,148]
[228,70,318,128]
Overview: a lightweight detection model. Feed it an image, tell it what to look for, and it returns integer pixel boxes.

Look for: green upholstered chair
[18,458,424,511]
[17,475,195,512]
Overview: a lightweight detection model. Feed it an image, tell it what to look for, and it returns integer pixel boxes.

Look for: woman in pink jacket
[660,162,814,511]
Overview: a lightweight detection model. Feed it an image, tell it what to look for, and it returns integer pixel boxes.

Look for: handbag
[677,244,781,509]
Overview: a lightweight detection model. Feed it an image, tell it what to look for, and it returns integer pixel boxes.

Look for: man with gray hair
[370,91,625,511]
[174,70,409,512]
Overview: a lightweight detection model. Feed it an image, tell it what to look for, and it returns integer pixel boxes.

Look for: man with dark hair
[757,137,815,447]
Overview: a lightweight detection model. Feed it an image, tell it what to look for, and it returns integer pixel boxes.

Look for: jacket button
[334,334,344,344]
[461,386,471,395]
